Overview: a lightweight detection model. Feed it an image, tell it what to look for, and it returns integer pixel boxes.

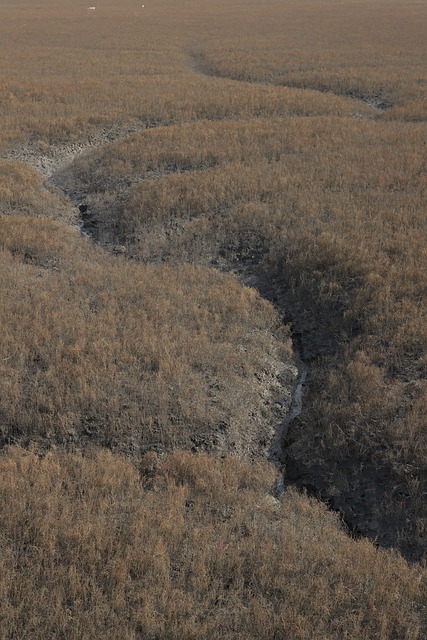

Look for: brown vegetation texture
[0,0,426,637]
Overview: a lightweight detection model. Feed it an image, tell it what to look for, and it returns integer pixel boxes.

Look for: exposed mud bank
[4,120,149,180]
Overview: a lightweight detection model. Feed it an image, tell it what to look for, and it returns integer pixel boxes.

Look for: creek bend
[3,118,409,560]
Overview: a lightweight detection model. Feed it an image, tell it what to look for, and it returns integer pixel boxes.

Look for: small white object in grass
[88,6,96,9]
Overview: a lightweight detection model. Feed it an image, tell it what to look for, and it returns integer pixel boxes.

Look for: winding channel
[188,52,391,115]
[2,64,400,544]
[3,119,311,491]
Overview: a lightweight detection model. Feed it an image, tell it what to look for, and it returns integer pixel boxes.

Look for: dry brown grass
[0,0,426,633]
[0,0,425,155]
[0,160,75,223]
[0,446,425,640]
[0,214,293,456]
[190,0,427,121]
[61,116,426,377]
[0,0,375,153]
[60,111,427,558]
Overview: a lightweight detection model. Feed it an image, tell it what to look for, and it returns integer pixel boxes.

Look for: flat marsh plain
[0,0,426,637]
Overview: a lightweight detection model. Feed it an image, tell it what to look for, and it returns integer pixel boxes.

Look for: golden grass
[190,0,427,121]
[0,0,425,155]
[0,160,75,222]
[0,446,425,639]
[62,116,426,382]
[0,0,426,632]
[59,110,427,558]
[0,214,293,457]
[7,0,426,152]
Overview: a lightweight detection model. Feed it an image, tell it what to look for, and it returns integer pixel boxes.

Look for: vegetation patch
[1,447,425,639]
[0,0,426,635]
[0,215,294,457]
